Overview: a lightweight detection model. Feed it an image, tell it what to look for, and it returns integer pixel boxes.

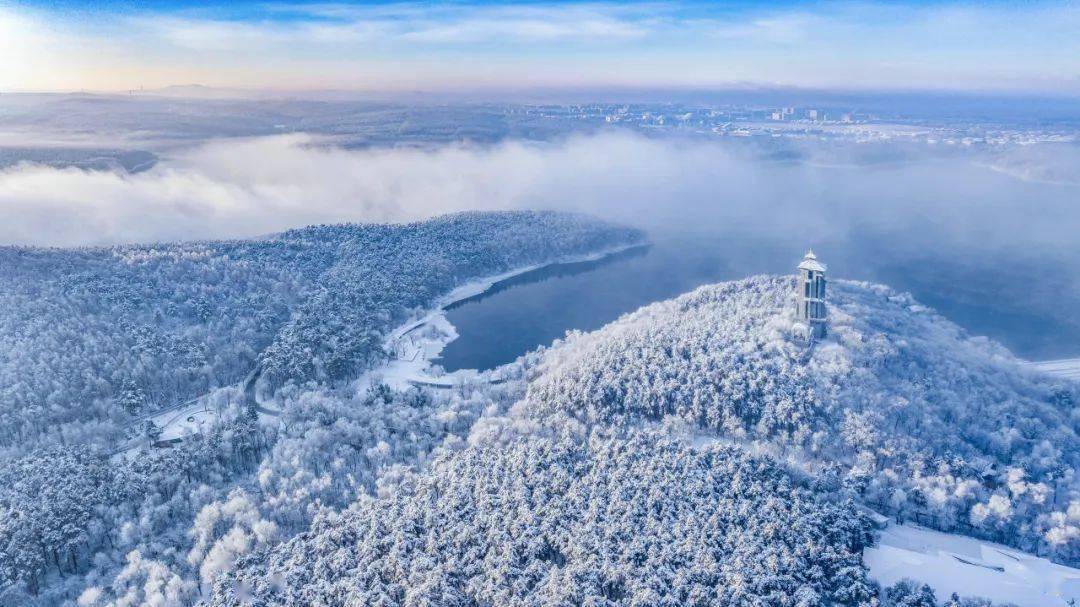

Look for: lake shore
[356,240,650,392]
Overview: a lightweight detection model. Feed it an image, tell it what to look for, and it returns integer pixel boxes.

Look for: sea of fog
[0,120,1075,368]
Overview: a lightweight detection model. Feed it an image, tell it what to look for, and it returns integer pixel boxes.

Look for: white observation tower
[796,249,827,339]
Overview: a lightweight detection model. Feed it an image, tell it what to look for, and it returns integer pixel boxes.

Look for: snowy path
[865,521,1080,606]
[1028,358,1080,381]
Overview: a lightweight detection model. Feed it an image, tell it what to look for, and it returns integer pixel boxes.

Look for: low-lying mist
[0,130,1077,355]
[0,132,1073,250]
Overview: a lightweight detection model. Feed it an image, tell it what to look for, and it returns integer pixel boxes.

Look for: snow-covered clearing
[865,520,1080,606]
[152,400,216,443]
[110,398,208,459]
[111,391,279,460]
[1028,358,1080,381]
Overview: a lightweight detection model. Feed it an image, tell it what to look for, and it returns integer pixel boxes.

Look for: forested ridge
[523,276,1080,564]
[0,211,642,605]
[0,211,641,456]
[201,274,1075,607]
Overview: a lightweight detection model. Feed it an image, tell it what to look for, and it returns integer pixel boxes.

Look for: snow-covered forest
[0,211,643,605]
[1,216,1076,606]
[523,276,1080,564]
[209,434,879,606]
[0,210,641,456]
[3,0,1079,601]
[0,381,502,605]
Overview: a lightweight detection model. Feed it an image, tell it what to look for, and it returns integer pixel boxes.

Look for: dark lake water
[436,232,1080,372]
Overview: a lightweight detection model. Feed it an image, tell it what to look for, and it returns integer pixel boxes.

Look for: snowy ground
[368,312,507,390]
[1027,358,1080,382]
[866,355,1080,603]
[111,390,279,460]
[152,400,217,442]
[110,398,207,458]
[865,520,1080,606]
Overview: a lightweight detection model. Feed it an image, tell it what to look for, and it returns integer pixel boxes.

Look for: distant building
[795,249,827,339]
[771,111,784,121]
[807,109,819,120]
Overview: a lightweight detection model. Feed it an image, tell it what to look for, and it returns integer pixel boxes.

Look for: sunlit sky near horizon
[2,0,1079,94]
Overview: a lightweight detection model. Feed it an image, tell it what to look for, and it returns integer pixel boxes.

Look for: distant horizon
[3,0,1079,94]
[6,82,1080,105]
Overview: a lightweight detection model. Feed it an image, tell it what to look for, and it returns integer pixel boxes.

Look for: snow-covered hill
[0,211,644,605]
[0,210,642,458]
[198,273,1080,607]
[209,434,879,606]
[523,276,1080,564]
[7,259,1078,606]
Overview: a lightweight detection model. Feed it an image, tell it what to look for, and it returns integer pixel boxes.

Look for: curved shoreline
[361,241,649,391]
[114,241,648,455]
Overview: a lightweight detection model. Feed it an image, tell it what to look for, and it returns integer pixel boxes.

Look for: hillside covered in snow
[0,211,643,605]
[3,238,1077,606]
[197,274,1080,607]
[0,211,641,457]
[210,434,877,606]
[523,276,1080,564]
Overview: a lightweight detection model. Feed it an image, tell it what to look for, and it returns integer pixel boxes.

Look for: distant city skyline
[2,0,1079,94]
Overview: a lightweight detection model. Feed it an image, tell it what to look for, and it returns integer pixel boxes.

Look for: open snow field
[865,521,1080,606]
[111,391,281,460]
[110,399,210,459]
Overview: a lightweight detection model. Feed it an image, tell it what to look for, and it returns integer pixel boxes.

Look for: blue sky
[2,0,1078,94]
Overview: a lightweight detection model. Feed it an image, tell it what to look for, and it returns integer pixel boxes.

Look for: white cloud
[3,133,685,245]
[135,3,654,52]
[145,18,296,52]
[1,132,1077,253]
[711,14,819,45]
